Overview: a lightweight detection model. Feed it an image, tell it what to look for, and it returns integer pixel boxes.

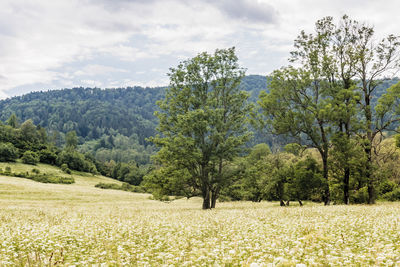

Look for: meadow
[0,164,400,266]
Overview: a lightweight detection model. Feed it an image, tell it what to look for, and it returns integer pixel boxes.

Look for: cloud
[206,0,278,24]
[74,64,128,77]
[1,0,400,98]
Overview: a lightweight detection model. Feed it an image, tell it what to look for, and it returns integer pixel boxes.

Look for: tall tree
[259,66,332,204]
[353,28,400,204]
[259,15,400,205]
[151,47,252,209]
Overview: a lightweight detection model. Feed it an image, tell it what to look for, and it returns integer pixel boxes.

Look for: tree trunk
[322,153,331,205]
[202,187,211,209]
[343,166,350,205]
[210,188,219,209]
[298,199,303,206]
[364,93,375,204]
[365,145,375,204]
[285,200,290,206]
[279,199,286,206]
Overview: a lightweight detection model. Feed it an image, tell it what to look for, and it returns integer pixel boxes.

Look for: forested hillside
[0,75,269,163]
[0,75,398,166]
[0,75,268,141]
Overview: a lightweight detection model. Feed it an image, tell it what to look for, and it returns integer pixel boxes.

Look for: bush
[57,150,97,173]
[0,167,74,184]
[379,180,397,195]
[350,186,369,204]
[39,148,57,164]
[60,163,72,174]
[95,182,146,193]
[21,151,40,165]
[0,143,18,162]
[382,187,400,201]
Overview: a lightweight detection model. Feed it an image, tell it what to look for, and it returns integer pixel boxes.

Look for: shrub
[382,187,400,201]
[39,148,57,164]
[21,151,40,165]
[379,180,397,195]
[61,163,72,174]
[0,143,18,162]
[31,168,40,174]
[350,186,369,204]
[95,182,146,193]
[57,150,97,173]
[5,166,11,174]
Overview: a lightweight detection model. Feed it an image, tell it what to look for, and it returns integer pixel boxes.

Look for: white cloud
[0,0,400,98]
[74,64,128,77]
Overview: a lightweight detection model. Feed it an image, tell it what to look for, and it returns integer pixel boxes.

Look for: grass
[0,168,400,266]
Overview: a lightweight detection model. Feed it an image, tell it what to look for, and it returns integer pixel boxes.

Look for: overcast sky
[1,0,400,99]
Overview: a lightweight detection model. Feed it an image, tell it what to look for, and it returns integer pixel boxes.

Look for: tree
[65,130,78,150]
[287,157,324,206]
[259,15,400,205]
[20,119,39,143]
[258,66,333,205]
[6,113,19,128]
[342,18,400,204]
[150,47,252,209]
[0,143,18,162]
[21,150,40,165]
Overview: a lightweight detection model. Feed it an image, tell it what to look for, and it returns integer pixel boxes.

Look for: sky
[1,0,400,99]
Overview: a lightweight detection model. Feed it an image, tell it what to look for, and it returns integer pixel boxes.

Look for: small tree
[65,131,78,150]
[21,151,40,165]
[6,114,19,128]
[0,143,18,162]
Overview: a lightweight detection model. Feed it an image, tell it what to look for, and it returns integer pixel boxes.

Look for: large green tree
[150,47,252,209]
[259,66,332,205]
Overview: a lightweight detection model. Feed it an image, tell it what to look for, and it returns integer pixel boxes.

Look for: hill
[0,75,398,165]
[0,75,269,164]
[0,75,268,141]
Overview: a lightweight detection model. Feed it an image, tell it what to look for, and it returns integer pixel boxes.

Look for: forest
[1,16,400,209]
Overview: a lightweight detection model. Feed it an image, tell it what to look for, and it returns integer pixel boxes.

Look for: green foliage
[284,143,305,156]
[0,143,19,162]
[20,120,39,144]
[382,187,400,201]
[57,150,97,174]
[60,163,72,174]
[95,182,146,193]
[21,151,40,165]
[108,162,146,186]
[6,113,19,128]
[38,148,57,165]
[258,15,400,205]
[395,134,400,148]
[65,130,78,150]
[150,47,252,209]
[0,167,74,184]
[350,187,369,204]
[5,166,11,174]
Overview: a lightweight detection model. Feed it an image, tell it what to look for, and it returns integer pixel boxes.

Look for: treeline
[0,76,272,165]
[143,16,400,209]
[0,116,149,185]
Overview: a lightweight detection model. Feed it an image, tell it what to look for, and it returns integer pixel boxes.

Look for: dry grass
[0,167,399,266]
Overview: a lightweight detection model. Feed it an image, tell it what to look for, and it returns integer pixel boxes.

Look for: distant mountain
[1,75,396,163]
[0,75,269,144]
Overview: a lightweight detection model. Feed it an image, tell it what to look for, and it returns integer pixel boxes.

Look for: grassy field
[0,164,400,266]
